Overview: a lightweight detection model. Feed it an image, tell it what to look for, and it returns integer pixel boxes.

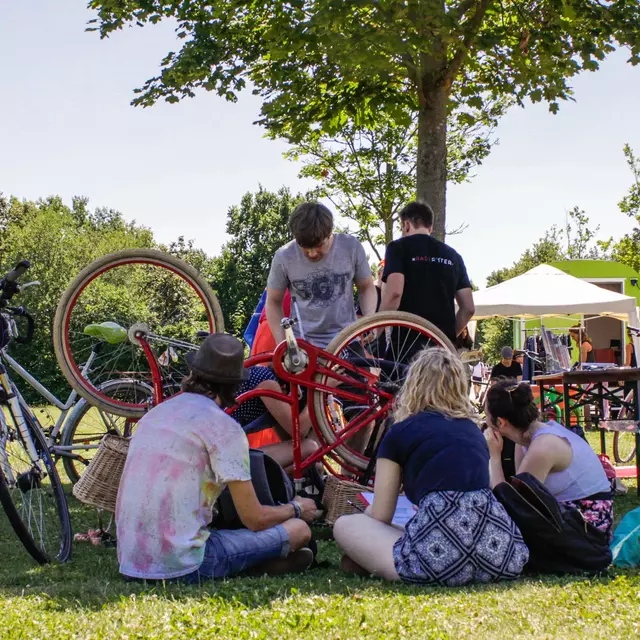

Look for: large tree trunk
[384,212,393,245]
[416,83,448,241]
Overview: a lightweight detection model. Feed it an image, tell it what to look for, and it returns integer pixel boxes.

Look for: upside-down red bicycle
[53,249,455,488]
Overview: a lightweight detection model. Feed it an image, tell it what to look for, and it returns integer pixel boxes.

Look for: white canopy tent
[471,264,640,355]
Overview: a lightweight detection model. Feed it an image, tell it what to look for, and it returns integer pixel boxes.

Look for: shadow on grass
[1,481,639,613]
[2,536,639,614]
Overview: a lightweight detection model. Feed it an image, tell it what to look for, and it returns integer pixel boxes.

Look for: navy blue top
[230,366,277,427]
[377,411,490,504]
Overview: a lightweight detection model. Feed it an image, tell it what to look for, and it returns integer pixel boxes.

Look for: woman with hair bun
[333,348,529,585]
[485,380,613,538]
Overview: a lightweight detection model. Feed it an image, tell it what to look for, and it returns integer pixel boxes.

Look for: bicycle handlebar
[10,307,35,344]
[0,260,36,342]
[519,349,544,364]
[0,260,31,303]
[4,260,30,283]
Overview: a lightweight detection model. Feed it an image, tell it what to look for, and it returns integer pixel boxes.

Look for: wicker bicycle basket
[322,475,371,525]
[72,434,130,513]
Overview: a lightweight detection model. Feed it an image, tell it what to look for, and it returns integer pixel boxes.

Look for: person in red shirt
[251,290,292,357]
[247,290,292,448]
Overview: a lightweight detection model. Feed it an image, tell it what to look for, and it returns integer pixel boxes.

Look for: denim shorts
[182,525,290,583]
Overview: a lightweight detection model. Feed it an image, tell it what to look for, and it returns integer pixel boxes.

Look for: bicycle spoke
[1,414,67,561]
[55,252,220,417]
[61,381,150,483]
[310,314,452,476]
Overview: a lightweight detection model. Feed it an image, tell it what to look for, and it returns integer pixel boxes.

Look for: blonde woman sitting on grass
[333,348,529,586]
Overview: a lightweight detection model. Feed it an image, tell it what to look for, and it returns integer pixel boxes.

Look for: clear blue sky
[1,2,639,287]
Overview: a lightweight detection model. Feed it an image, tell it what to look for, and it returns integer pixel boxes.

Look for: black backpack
[211,449,294,530]
[493,472,612,575]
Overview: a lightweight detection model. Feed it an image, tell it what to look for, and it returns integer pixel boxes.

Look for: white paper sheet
[358,491,416,527]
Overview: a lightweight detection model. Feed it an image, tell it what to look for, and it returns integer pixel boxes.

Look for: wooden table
[534,368,640,495]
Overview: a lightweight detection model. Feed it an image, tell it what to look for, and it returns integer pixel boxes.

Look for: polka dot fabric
[231,366,277,427]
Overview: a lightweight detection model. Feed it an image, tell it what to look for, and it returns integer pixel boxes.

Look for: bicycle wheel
[61,379,153,483]
[613,391,637,464]
[311,311,456,472]
[0,406,72,563]
[53,249,223,418]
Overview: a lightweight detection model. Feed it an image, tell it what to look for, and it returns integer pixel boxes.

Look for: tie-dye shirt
[116,392,251,579]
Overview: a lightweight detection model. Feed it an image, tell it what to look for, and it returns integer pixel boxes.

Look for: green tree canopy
[88,0,640,240]
[211,186,309,335]
[612,144,640,272]
[287,98,505,257]
[0,194,154,399]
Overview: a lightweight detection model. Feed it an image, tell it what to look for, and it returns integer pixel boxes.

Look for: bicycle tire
[613,391,637,464]
[61,379,153,484]
[311,311,455,471]
[52,248,224,418]
[0,408,72,564]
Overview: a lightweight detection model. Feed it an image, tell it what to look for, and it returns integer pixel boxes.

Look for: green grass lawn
[1,475,639,640]
[2,405,639,638]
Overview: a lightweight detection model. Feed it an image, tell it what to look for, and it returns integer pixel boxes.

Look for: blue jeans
[182,525,290,583]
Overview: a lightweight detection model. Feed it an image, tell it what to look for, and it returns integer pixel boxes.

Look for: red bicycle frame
[234,340,394,485]
[135,334,394,486]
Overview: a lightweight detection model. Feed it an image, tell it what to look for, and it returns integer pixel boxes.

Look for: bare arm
[369,457,402,524]
[379,273,404,313]
[355,276,377,317]
[485,428,506,488]
[517,435,572,484]
[626,342,633,367]
[514,443,525,472]
[265,287,286,345]
[454,288,475,337]
[228,480,317,531]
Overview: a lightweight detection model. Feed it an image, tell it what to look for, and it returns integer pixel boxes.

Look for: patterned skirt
[393,489,529,586]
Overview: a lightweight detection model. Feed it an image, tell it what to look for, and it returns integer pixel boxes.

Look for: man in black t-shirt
[379,201,475,344]
[490,347,523,381]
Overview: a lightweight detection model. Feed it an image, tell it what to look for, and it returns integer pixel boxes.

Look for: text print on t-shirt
[291,269,350,308]
[411,256,454,266]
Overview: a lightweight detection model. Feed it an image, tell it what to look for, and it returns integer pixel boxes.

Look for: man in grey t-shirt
[266,202,376,349]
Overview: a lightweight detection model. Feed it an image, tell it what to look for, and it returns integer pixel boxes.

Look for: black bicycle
[0,260,72,563]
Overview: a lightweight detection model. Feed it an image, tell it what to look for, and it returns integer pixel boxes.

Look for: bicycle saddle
[83,322,128,345]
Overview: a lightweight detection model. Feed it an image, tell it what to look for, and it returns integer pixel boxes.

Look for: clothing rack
[521,325,572,379]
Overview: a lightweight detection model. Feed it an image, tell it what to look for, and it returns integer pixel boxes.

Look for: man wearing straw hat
[116,333,318,582]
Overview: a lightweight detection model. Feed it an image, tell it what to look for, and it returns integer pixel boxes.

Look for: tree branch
[444,0,493,86]
[391,121,418,162]
[402,53,418,84]
[362,225,382,260]
[344,135,382,212]
[452,0,481,21]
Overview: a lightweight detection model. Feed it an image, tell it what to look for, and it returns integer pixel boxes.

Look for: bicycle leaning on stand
[0,261,73,563]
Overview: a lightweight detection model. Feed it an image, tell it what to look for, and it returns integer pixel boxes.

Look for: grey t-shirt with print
[267,233,371,348]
